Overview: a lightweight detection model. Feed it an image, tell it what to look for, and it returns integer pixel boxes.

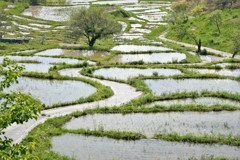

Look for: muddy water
[3,77,96,106]
[52,134,240,160]
[145,79,240,96]
[64,111,240,137]
[93,68,182,80]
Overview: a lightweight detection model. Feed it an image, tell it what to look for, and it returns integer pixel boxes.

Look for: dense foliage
[0,58,42,160]
[68,7,121,47]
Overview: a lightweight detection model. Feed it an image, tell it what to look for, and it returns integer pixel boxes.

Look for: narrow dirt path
[159,31,235,58]
[4,69,142,144]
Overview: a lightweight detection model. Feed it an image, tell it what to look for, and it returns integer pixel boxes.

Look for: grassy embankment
[167,9,240,53]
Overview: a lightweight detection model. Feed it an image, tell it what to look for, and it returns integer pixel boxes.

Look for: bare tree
[68,7,121,47]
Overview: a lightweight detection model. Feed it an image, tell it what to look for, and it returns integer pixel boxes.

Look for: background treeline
[2,0,66,5]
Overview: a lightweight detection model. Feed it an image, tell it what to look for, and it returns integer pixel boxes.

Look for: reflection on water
[145,79,240,96]
[111,53,186,63]
[3,77,96,106]
[111,45,172,52]
[21,63,53,73]
[146,97,240,108]
[64,111,240,137]
[0,55,95,65]
[22,6,86,21]
[193,68,240,77]
[93,68,182,80]
[35,49,108,59]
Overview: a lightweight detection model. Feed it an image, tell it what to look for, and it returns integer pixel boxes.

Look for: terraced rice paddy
[111,45,173,52]
[93,67,182,80]
[52,134,240,160]
[146,97,240,107]
[3,77,96,106]
[111,52,186,63]
[64,111,240,137]
[1,0,240,159]
[192,68,240,77]
[35,48,108,58]
[22,5,85,21]
[145,79,240,95]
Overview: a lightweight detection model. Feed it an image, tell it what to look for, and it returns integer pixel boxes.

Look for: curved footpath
[4,69,142,144]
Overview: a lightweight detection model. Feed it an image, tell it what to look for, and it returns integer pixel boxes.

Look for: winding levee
[3,69,142,144]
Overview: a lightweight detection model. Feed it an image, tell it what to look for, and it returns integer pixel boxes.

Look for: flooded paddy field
[35,48,108,58]
[52,134,240,160]
[145,79,240,96]
[146,97,240,108]
[93,67,182,80]
[22,5,86,21]
[111,45,173,52]
[0,55,95,65]
[64,111,240,137]
[92,0,138,5]
[111,52,186,63]
[192,68,240,77]
[20,63,53,73]
[3,77,96,106]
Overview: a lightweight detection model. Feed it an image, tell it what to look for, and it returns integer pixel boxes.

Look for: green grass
[155,133,240,147]
[5,2,29,15]
[66,129,145,140]
[167,9,240,53]
[0,0,8,10]
[144,25,167,41]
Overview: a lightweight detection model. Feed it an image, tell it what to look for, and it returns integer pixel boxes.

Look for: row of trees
[206,0,240,10]
[181,0,239,14]
[3,0,65,5]
[167,0,240,57]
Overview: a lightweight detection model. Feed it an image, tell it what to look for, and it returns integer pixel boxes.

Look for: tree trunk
[217,22,221,34]
[197,39,201,53]
[232,51,237,58]
[88,38,96,48]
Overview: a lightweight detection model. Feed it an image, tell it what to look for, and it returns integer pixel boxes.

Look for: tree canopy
[68,7,121,47]
[209,10,222,34]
